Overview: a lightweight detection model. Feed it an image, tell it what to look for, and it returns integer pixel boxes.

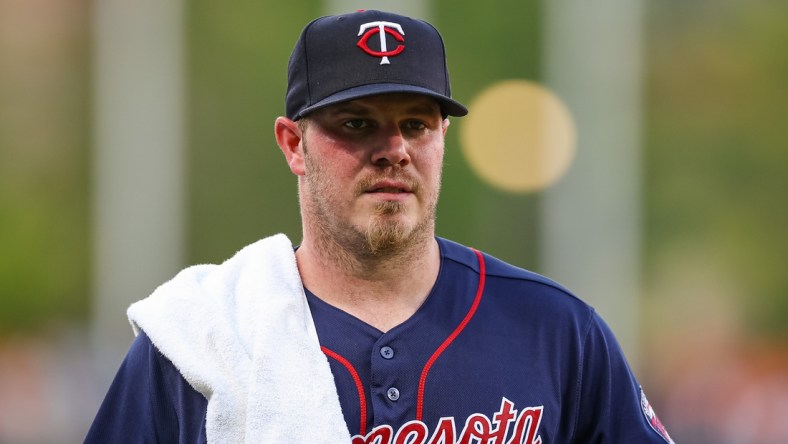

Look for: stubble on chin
[364,196,440,259]
[364,201,408,255]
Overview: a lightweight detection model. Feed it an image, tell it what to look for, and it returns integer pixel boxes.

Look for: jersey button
[387,387,400,401]
[380,346,395,360]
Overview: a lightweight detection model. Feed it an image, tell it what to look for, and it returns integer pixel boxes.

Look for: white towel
[127,233,351,443]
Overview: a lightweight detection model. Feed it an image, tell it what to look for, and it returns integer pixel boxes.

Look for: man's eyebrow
[404,101,441,116]
[328,104,372,116]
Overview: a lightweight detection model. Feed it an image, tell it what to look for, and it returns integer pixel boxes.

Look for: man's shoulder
[437,237,589,311]
[438,237,570,290]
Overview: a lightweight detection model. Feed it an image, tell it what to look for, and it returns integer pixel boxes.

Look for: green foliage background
[1,0,786,341]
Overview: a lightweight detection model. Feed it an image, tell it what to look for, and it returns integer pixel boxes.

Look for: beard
[302,148,439,261]
[364,200,412,255]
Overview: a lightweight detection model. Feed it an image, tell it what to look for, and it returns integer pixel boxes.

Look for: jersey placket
[369,334,413,429]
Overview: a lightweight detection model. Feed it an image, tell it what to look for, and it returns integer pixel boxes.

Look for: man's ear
[274,116,305,176]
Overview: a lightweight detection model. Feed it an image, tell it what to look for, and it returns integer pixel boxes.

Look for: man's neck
[295,234,441,332]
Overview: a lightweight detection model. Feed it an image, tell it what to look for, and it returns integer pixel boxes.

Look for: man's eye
[343,119,369,129]
[404,120,427,131]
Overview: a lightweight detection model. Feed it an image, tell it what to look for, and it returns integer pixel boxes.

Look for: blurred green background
[1,0,786,442]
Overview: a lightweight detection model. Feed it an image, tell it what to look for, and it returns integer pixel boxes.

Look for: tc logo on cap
[357,21,405,65]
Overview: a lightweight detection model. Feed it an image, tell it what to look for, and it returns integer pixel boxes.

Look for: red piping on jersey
[416,248,486,421]
[321,346,368,435]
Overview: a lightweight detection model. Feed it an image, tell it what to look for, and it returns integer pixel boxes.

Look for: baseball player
[86,10,674,443]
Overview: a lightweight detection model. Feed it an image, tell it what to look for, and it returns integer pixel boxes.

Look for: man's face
[299,93,449,256]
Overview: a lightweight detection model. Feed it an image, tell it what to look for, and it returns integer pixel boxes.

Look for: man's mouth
[370,187,407,193]
[366,181,413,194]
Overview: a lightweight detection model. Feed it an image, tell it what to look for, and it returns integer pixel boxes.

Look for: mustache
[355,172,420,195]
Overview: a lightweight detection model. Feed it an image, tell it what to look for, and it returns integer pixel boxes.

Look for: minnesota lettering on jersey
[351,398,543,444]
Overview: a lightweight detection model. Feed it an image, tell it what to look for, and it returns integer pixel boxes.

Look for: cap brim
[297,83,468,119]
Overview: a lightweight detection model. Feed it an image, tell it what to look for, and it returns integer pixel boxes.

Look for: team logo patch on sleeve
[640,387,674,443]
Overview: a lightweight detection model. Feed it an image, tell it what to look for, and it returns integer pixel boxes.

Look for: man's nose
[371,127,411,168]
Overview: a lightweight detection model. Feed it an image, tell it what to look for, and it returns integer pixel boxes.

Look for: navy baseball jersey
[86,237,673,443]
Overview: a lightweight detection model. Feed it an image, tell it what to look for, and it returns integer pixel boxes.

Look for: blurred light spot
[459,80,576,193]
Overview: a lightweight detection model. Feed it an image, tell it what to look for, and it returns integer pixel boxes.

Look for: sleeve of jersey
[84,332,208,443]
[571,312,673,443]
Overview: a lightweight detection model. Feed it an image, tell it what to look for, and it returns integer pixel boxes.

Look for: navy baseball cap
[285,10,468,120]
